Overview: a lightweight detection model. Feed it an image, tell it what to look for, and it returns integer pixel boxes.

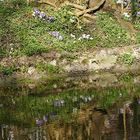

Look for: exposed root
[62,1,86,10]
[76,0,106,17]
[37,1,57,8]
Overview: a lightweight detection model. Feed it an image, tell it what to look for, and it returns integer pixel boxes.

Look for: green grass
[1,2,137,58]
[0,64,18,75]
[0,1,139,76]
[119,73,133,82]
[96,12,132,47]
[119,52,134,65]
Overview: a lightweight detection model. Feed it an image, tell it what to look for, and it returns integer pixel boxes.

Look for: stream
[0,72,140,140]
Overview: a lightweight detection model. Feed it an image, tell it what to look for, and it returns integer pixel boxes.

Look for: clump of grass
[0,65,18,75]
[119,53,134,65]
[134,20,140,43]
[119,73,133,82]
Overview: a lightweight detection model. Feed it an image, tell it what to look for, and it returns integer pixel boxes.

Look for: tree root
[62,1,86,10]
[37,1,57,8]
[35,0,105,22]
[76,0,106,17]
[64,1,98,20]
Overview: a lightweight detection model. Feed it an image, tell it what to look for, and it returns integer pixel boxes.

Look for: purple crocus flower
[35,118,44,125]
[32,8,40,17]
[39,12,46,19]
[137,3,140,8]
[49,31,59,37]
[46,16,55,22]
[49,31,63,40]
[137,11,140,15]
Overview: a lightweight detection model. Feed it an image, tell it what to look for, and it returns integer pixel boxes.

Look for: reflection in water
[0,82,140,139]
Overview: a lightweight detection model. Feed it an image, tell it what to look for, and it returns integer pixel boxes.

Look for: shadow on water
[0,73,140,139]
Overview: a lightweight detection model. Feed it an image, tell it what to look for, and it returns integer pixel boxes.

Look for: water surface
[0,73,140,140]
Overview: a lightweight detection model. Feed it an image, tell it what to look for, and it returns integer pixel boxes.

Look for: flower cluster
[78,34,93,40]
[48,31,63,40]
[32,8,55,22]
[70,33,93,40]
[79,95,92,103]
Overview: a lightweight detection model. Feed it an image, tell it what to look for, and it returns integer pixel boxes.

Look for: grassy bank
[0,1,140,75]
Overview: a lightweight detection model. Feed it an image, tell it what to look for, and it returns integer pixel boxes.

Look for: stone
[18,56,28,65]
[28,67,36,75]
[50,60,57,66]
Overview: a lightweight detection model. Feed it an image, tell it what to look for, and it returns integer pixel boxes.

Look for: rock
[88,61,100,70]
[64,64,71,72]
[99,50,107,56]
[88,54,117,70]
[50,60,57,66]
[64,62,88,74]
[18,56,28,65]
[28,67,36,75]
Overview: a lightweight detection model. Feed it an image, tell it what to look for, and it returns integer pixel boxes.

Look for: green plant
[0,65,17,75]
[119,73,133,82]
[46,64,60,73]
[134,19,140,30]
[120,53,134,65]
